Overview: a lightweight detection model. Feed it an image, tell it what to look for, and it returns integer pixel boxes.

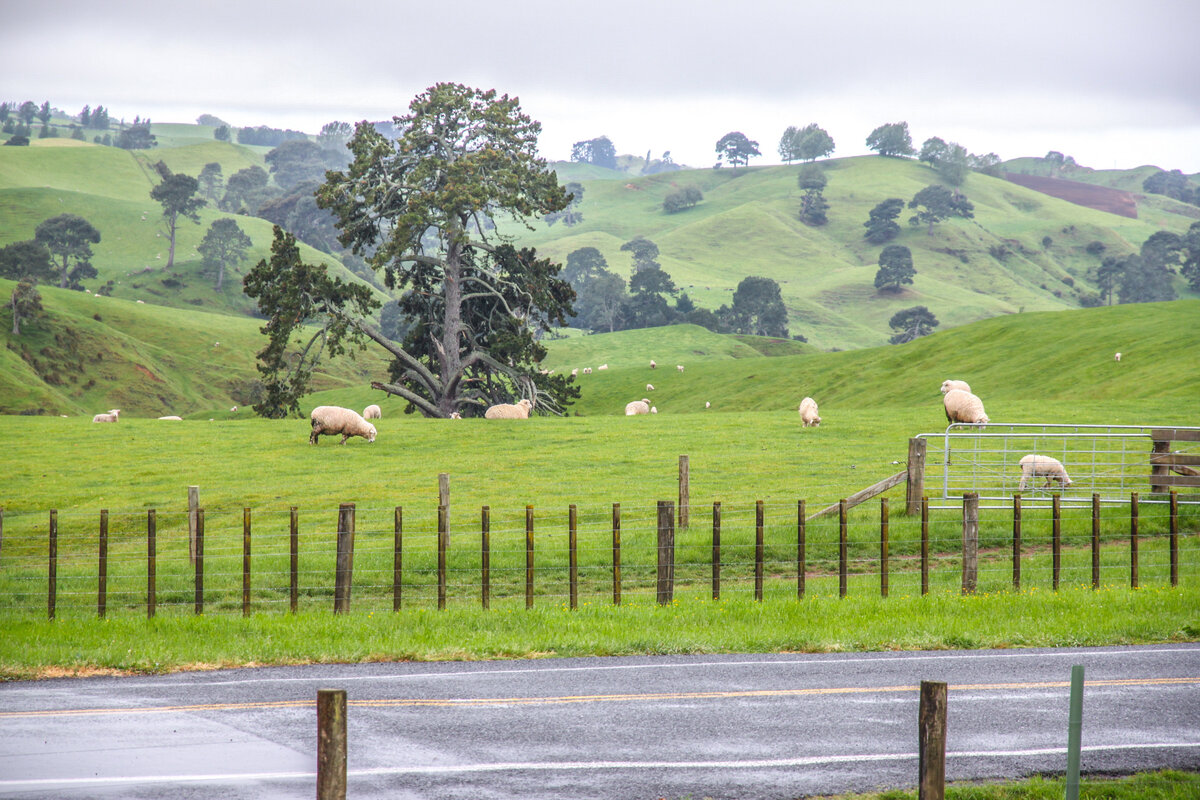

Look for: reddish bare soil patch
[1004,173,1138,218]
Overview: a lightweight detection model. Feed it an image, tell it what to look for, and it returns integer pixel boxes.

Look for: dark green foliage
[797,164,829,226]
[875,245,915,291]
[3,135,29,147]
[1,240,56,335]
[34,213,100,289]
[236,126,308,147]
[888,305,939,344]
[779,123,835,163]
[198,162,223,203]
[723,276,789,337]
[715,131,760,168]
[243,227,379,418]
[115,117,156,150]
[570,136,617,169]
[908,184,974,235]
[620,236,661,272]
[150,171,205,268]
[16,101,36,125]
[8,280,44,335]
[1085,240,1106,256]
[265,139,335,190]
[864,198,904,244]
[1142,169,1195,203]
[256,183,341,253]
[197,218,253,291]
[1181,222,1200,291]
[220,166,271,213]
[663,186,703,213]
[214,125,231,142]
[564,247,627,333]
[865,121,915,157]
[544,182,584,226]
[919,137,969,185]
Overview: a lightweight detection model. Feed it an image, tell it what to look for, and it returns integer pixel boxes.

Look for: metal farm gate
[915,424,1200,509]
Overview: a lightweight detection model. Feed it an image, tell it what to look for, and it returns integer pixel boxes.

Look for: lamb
[484,398,533,419]
[1018,455,1073,491]
[157,415,183,421]
[1114,352,1122,362]
[598,364,608,370]
[651,406,658,414]
[676,365,684,372]
[92,409,120,423]
[570,368,578,377]
[449,412,462,419]
[940,379,971,395]
[625,398,651,415]
[309,405,377,444]
[798,397,821,427]
[649,360,657,369]
[363,404,382,420]
[646,383,655,391]
[943,389,989,427]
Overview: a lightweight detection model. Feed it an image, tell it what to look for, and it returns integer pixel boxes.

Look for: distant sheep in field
[484,399,533,419]
[363,404,382,420]
[705,401,711,409]
[309,406,377,444]
[940,379,971,395]
[449,412,462,419]
[650,360,657,369]
[677,365,684,372]
[646,383,655,391]
[651,406,658,414]
[230,406,238,412]
[1018,455,1073,491]
[598,364,608,370]
[1114,352,1121,362]
[625,398,651,416]
[943,389,989,427]
[157,415,182,421]
[582,367,592,374]
[570,368,578,377]
[799,397,821,427]
[92,409,120,423]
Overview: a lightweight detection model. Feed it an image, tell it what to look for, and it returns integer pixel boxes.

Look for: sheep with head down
[309,406,377,444]
[943,389,989,427]
[798,397,820,427]
[1018,455,1073,491]
[940,379,971,395]
[484,398,533,419]
[625,398,651,416]
[363,404,382,420]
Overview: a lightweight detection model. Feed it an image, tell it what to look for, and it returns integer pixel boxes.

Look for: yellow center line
[3,677,1196,718]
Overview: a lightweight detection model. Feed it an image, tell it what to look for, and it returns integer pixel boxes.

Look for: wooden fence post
[1091,494,1101,589]
[194,508,204,615]
[569,505,578,610]
[612,503,621,606]
[678,455,690,529]
[1170,491,1179,587]
[1130,492,1139,589]
[906,438,926,515]
[439,473,450,546]
[316,689,347,800]
[0,506,4,560]
[392,506,403,612]
[525,505,535,609]
[838,499,848,598]
[146,509,156,619]
[961,492,978,595]
[657,500,675,605]
[48,510,57,620]
[880,497,889,598]
[187,485,199,566]
[712,501,721,601]
[437,504,447,610]
[754,500,764,602]
[98,509,108,619]
[1012,494,1022,591]
[334,504,355,614]
[797,500,806,600]
[290,507,299,614]
[918,681,948,800]
[921,496,930,596]
[481,506,490,610]
[242,507,252,617]
[1052,494,1061,591]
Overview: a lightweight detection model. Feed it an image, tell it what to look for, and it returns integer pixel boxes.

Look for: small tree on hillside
[34,213,100,289]
[198,162,224,203]
[797,164,829,226]
[863,198,904,244]
[0,239,56,334]
[908,185,974,235]
[875,245,915,291]
[151,171,205,268]
[663,186,703,213]
[725,275,789,337]
[197,218,253,291]
[715,131,760,169]
[570,136,617,169]
[866,122,915,157]
[888,305,939,344]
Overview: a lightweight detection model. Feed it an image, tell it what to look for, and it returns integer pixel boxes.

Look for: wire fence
[0,492,1194,618]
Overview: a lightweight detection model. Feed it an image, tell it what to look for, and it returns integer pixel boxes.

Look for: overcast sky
[7,0,1200,172]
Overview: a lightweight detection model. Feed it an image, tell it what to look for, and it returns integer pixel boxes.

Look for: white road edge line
[2,741,1196,787]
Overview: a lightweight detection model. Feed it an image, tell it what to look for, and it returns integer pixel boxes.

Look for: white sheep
[646,383,655,391]
[625,398,651,416]
[309,405,377,444]
[676,365,684,372]
[449,412,462,419]
[799,397,821,427]
[484,398,533,419]
[92,409,120,423]
[940,379,971,395]
[230,406,238,412]
[570,368,578,377]
[1018,455,1073,491]
[943,389,989,427]
[363,404,382,420]
[651,406,658,414]
[598,364,608,370]
[157,415,183,421]
[1114,352,1122,362]
[705,401,711,409]
[582,367,592,374]
[649,360,657,369]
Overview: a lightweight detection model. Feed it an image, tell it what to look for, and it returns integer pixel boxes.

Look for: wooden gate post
[918,681,948,800]
[797,500,806,600]
[481,506,490,610]
[242,507,252,617]
[316,689,347,800]
[657,500,675,605]
[1130,492,1139,589]
[1091,494,1101,590]
[961,492,979,595]
[392,506,402,612]
[906,438,927,515]
[187,485,199,565]
[290,507,299,614]
[1052,494,1061,591]
[1012,494,1022,591]
[333,504,355,614]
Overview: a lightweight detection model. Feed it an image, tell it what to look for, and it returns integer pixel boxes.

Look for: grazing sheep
[598,364,608,370]
[157,415,183,421]
[92,409,120,423]
[484,398,533,419]
[705,401,711,409]
[230,406,238,412]
[309,405,377,444]
[570,368,578,377]
[799,397,821,427]
[1018,455,1073,491]
[646,383,655,391]
[940,379,971,395]
[1114,352,1122,362]
[449,412,462,419]
[363,404,382,420]
[676,365,684,372]
[625,398,651,416]
[943,389,989,427]
[651,406,658,414]
[649,360,657,369]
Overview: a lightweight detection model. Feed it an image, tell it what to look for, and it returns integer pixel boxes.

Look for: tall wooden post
[838,499,848,598]
[678,455,690,529]
[525,505,534,609]
[657,500,675,605]
[568,505,578,610]
[1052,494,1061,591]
[612,503,621,606]
[711,501,722,601]
[961,492,979,595]
[797,500,806,600]
[98,509,108,619]
[187,485,199,565]
[1130,492,1139,589]
[194,508,205,615]
[1091,494,1101,589]
[1012,494,1022,591]
[289,507,299,614]
[438,473,450,546]
[921,496,930,596]
[393,506,403,612]
[146,509,157,619]
[918,681,948,800]
[880,497,889,598]
[316,689,347,800]
[754,500,764,602]
[0,506,4,560]
[437,505,447,610]
[481,506,490,610]
[1169,491,1179,587]
[48,510,57,620]
[334,504,355,614]
[242,507,252,617]
[906,438,927,515]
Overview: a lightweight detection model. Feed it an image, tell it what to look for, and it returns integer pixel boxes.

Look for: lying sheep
[625,398,651,416]
[943,389,989,427]
[363,404,382,420]
[1018,455,1073,491]
[449,412,462,419]
[799,397,821,427]
[484,398,533,419]
[157,415,183,421]
[309,405,377,444]
[92,409,120,423]
[646,383,655,391]
[940,379,971,394]
[598,364,608,370]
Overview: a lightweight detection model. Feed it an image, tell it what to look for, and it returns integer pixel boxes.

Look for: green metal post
[1065,664,1084,800]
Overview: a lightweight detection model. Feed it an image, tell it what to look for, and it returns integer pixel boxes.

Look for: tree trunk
[166,214,178,269]
[215,262,224,292]
[439,234,465,416]
[10,293,19,335]
[59,255,69,289]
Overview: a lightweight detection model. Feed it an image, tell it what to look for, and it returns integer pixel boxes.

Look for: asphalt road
[1,644,1198,799]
